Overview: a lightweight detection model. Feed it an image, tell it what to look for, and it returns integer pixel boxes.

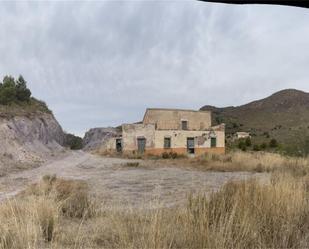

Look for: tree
[16,75,31,101]
[0,76,16,104]
[0,75,32,105]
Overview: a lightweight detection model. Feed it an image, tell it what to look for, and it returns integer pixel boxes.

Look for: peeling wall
[122,123,156,151]
[154,130,225,149]
[143,109,211,130]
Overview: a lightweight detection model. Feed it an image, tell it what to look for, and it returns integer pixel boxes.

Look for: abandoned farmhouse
[100,108,225,156]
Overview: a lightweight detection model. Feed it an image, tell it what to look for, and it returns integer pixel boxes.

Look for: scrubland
[0,152,309,248]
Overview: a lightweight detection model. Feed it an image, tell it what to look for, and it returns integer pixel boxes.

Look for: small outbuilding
[235,131,251,140]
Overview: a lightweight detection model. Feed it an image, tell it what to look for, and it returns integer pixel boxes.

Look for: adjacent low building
[234,131,251,140]
[100,108,225,156]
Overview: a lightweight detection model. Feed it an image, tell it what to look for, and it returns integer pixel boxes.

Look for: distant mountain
[200,89,309,155]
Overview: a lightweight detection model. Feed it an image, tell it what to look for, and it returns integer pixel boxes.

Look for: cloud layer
[0,1,309,135]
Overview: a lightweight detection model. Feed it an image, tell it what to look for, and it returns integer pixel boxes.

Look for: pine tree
[16,75,31,102]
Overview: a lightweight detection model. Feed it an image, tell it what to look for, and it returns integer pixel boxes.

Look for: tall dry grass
[86,173,309,249]
[190,151,309,174]
[0,154,309,248]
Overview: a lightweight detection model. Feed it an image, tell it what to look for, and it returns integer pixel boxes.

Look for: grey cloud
[0,1,309,135]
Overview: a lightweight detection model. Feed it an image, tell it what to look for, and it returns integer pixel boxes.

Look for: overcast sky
[0,1,309,136]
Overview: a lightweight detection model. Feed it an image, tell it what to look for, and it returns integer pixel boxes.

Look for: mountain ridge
[200,89,309,155]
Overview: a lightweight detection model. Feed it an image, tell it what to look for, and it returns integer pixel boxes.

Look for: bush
[162,152,170,159]
[25,175,94,219]
[260,142,267,150]
[65,133,83,150]
[245,137,252,146]
[238,139,245,149]
[269,139,278,148]
[253,144,260,151]
[54,179,93,218]
[162,151,178,159]
[126,162,140,167]
[238,140,247,151]
[263,131,270,138]
[170,152,178,159]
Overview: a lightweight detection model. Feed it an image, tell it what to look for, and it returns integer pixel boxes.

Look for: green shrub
[65,133,83,150]
[238,139,247,151]
[162,152,170,159]
[269,139,278,148]
[245,137,252,146]
[169,152,178,159]
[238,139,245,149]
[260,142,267,150]
[253,144,260,151]
[161,151,178,159]
[126,162,140,167]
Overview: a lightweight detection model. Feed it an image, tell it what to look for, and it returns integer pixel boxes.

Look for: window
[164,137,171,148]
[181,120,188,130]
[211,137,217,148]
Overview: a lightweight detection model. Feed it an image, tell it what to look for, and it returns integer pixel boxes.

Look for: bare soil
[0,151,268,208]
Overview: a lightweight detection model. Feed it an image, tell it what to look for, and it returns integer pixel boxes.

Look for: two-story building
[100,108,225,156]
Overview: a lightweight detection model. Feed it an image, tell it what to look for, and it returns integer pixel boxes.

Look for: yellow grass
[0,152,309,248]
[190,151,309,174]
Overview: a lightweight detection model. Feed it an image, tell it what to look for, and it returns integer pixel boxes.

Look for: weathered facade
[100,108,225,156]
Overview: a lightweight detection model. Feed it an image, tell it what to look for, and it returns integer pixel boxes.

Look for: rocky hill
[201,89,309,155]
[0,74,67,173]
[0,98,66,174]
[83,127,120,151]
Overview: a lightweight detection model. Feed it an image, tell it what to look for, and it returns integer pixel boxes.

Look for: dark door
[137,138,146,154]
[116,139,122,152]
[211,137,217,148]
[187,137,195,154]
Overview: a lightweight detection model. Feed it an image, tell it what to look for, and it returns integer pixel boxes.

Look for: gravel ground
[0,151,268,208]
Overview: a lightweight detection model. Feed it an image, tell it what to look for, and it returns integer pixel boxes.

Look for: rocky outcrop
[83,127,120,151]
[0,113,66,172]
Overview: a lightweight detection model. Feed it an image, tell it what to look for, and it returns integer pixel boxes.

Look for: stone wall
[122,123,156,152]
[143,109,211,130]
[154,130,225,150]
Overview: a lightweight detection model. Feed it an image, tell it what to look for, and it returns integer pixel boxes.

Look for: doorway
[187,137,195,154]
[137,137,146,154]
[116,138,122,153]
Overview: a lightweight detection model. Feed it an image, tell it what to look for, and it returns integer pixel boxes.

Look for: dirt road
[0,151,267,208]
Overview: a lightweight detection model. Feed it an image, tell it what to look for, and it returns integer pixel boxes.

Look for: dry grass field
[188,151,309,174]
[0,152,309,248]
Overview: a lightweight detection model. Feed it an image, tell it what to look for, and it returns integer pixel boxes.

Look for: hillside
[83,127,121,151]
[0,75,66,174]
[201,89,309,155]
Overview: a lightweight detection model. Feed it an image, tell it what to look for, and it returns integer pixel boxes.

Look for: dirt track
[0,151,267,208]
